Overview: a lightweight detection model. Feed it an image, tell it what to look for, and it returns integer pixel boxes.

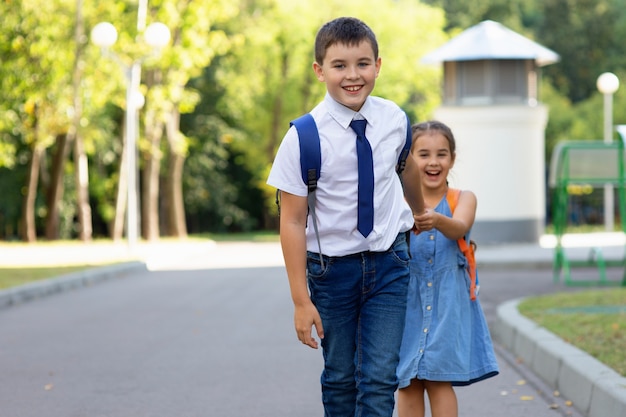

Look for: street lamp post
[91,21,170,249]
[596,72,620,232]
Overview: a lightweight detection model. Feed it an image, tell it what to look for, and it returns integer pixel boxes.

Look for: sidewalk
[0,233,624,417]
[0,239,286,270]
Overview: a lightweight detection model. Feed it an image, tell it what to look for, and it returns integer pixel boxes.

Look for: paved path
[0,236,623,417]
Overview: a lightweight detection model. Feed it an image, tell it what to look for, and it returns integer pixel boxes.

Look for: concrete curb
[493,298,626,417]
[0,261,148,309]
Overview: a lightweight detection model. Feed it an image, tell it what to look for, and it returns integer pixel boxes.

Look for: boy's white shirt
[267,93,413,257]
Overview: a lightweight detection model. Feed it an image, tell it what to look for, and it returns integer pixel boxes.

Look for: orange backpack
[446,188,478,301]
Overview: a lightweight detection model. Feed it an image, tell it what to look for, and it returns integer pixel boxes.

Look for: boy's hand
[414,208,438,232]
[294,301,324,349]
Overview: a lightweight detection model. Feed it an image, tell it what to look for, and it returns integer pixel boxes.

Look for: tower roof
[422,20,559,67]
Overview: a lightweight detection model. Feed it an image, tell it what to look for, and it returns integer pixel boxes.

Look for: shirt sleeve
[266,125,308,197]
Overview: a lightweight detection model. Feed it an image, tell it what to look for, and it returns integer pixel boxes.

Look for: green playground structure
[548,137,626,286]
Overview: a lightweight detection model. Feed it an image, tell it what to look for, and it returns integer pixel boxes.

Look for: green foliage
[0,0,73,148]
[0,166,26,239]
[542,70,626,162]
[363,0,445,121]
[421,0,532,32]
[182,115,257,232]
[537,0,626,104]
[541,81,576,160]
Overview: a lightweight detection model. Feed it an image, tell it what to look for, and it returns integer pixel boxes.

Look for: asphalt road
[2,246,615,417]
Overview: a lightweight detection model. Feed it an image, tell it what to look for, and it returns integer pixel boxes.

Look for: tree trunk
[21,145,43,242]
[166,152,187,238]
[72,0,92,242]
[141,106,163,242]
[164,107,187,238]
[74,136,92,241]
[110,130,127,241]
[44,134,69,240]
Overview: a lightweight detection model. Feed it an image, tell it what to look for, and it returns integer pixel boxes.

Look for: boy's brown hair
[314,17,379,65]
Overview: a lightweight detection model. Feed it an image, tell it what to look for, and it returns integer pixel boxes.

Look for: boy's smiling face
[313,40,381,112]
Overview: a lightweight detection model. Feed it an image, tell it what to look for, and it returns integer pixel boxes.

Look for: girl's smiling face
[413,132,455,190]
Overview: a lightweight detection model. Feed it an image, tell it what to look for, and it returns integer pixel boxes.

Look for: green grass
[0,265,108,290]
[518,288,626,376]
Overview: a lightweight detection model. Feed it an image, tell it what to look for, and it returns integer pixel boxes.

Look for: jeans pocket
[388,233,410,265]
[307,252,329,280]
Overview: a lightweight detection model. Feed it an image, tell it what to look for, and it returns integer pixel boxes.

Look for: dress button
[423,328,428,333]
[428,259,432,264]
[429,235,434,240]
[426,305,431,311]
[427,282,433,287]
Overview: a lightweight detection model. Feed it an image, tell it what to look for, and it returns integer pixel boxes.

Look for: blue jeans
[307,233,410,417]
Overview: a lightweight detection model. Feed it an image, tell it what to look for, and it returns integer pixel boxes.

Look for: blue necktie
[350,119,374,237]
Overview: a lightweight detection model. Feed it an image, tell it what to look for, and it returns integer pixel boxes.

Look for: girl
[397,121,499,417]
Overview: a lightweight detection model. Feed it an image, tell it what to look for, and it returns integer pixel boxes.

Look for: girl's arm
[414,190,477,240]
[278,191,324,349]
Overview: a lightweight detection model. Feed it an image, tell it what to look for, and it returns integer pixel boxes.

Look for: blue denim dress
[397,196,499,388]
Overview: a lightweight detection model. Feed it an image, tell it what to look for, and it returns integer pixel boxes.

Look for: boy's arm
[278,190,324,349]
[400,153,425,215]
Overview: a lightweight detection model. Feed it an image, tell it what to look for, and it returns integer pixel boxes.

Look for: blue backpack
[276,113,413,267]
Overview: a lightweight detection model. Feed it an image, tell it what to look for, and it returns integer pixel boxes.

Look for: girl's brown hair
[411,120,456,156]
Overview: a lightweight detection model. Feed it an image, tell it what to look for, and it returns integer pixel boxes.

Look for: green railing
[548,139,626,286]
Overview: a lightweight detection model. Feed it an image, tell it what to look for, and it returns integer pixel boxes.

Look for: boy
[267,17,424,416]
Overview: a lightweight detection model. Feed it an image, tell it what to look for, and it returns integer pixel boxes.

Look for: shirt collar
[323,93,373,129]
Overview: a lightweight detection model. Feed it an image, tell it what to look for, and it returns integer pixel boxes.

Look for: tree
[0,0,77,241]
[537,0,622,103]
[421,0,531,32]
[132,0,239,239]
[70,0,93,241]
[0,0,127,241]
[44,0,93,242]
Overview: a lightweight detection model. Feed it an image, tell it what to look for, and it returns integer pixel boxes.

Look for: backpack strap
[290,114,324,268]
[396,113,412,175]
[446,188,477,301]
[291,114,321,189]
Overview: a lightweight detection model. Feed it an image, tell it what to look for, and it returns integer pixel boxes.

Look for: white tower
[422,20,560,244]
